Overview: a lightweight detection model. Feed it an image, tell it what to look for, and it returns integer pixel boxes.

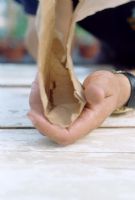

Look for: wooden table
[0,64,135,200]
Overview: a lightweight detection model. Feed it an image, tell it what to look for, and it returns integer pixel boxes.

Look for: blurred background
[0,0,34,63]
[0,0,99,65]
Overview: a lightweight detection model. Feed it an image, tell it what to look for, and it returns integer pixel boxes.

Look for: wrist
[115,73,131,108]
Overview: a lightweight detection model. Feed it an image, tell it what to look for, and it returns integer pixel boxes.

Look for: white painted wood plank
[0,88,135,128]
[0,64,37,86]
[0,64,113,86]
[0,167,135,200]
[0,88,31,127]
[0,151,135,200]
[1,151,135,169]
[0,128,135,153]
[0,129,135,200]
[102,110,135,128]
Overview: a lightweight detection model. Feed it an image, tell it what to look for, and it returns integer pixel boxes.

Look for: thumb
[83,71,114,106]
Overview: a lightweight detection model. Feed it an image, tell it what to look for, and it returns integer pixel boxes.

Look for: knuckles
[83,70,115,87]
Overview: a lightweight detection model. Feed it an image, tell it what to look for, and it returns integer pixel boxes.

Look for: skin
[26,16,133,146]
[28,70,131,145]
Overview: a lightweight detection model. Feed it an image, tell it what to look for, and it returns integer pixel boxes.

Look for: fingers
[29,74,44,114]
[68,96,116,142]
[28,94,115,145]
[84,85,105,105]
[83,71,115,106]
[28,111,72,145]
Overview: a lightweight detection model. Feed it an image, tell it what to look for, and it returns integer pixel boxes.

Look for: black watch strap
[116,71,135,108]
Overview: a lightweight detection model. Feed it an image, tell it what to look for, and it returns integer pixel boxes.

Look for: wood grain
[0,88,31,128]
[0,129,135,200]
[0,64,37,87]
[0,128,135,153]
[0,88,135,128]
[0,154,135,200]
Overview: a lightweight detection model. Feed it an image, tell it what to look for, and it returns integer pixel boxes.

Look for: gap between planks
[0,85,31,88]
[1,87,135,128]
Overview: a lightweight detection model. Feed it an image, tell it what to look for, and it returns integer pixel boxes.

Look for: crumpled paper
[38,0,131,128]
[74,0,131,22]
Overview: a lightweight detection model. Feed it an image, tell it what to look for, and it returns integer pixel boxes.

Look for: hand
[28,70,131,145]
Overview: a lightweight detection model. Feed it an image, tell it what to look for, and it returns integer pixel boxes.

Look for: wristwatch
[112,70,135,114]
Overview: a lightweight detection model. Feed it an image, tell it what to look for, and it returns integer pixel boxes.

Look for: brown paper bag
[74,0,131,22]
[38,0,86,128]
[38,0,130,128]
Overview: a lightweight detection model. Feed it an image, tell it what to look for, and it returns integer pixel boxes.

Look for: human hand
[28,70,131,145]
